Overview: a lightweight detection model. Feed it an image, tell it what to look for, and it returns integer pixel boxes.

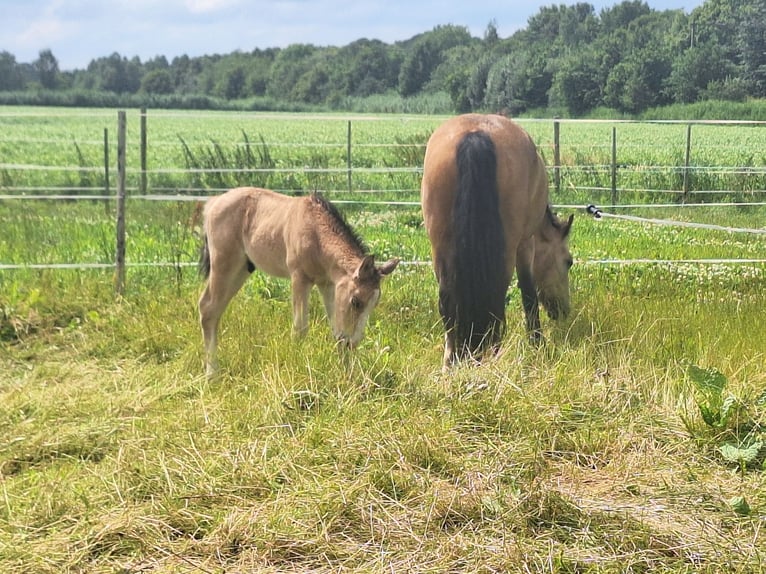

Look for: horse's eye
[566,257,574,269]
[351,296,363,311]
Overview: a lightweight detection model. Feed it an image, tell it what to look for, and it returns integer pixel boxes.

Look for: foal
[198,187,399,376]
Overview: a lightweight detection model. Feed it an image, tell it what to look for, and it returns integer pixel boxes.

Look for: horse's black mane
[310,193,368,254]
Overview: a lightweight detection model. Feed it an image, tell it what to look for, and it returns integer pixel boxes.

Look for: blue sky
[3,0,704,71]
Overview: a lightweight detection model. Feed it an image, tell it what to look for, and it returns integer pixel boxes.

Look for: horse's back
[204,187,301,278]
[422,114,547,243]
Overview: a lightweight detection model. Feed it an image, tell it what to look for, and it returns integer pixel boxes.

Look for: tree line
[1,0,764,116]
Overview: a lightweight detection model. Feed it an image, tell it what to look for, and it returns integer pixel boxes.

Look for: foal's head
[333,256,399,348]
[310,194,399,348]
[534,210,574,320]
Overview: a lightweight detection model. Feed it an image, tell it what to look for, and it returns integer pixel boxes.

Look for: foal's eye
[566,257,574,269]
[351,296,363,311]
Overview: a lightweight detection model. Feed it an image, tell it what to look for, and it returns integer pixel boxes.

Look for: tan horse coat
[199,187,398,375]
[421,114,573,365]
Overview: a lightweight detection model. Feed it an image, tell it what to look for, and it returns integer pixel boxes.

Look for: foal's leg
[199,259,251,376]
[516,241,542,343]
[290,272,313,338]
[318,283,335,327]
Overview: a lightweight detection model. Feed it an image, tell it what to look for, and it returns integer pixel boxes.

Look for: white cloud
[184,0,240,14]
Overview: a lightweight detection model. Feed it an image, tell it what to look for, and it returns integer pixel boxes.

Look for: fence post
[611,126,617,207]
[683,123,692,201]
[347,120,352,194]
[103,128,110,215]
[140,108,148,194]
[553,119,561,194]
[115,111,127,296]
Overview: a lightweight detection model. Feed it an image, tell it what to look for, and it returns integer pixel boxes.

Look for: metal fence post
[115,111,127,296]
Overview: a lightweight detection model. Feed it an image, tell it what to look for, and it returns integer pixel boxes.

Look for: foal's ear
[377,258,399,277]
[355,255,377,280]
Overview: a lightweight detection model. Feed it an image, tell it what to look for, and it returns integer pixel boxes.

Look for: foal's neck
[311,198,367,277]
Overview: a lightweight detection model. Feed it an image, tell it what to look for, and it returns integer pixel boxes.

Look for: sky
[3,0,705,71]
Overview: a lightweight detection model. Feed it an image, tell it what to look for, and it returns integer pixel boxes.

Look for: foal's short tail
[198,234,211,279]
[452,130,508,355]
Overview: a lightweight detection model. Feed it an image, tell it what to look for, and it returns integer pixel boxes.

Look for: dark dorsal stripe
[309,193,368,255]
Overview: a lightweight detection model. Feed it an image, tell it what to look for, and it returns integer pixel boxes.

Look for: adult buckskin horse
[198,187,399,376]
[421,114,574,366]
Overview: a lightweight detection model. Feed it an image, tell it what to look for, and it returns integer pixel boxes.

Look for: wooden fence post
[103,127,110,215]
[115,111,127,296]
[683,123,692,201]
[553,119,561,194]
[140,108,148,194]
[347,120,352,194]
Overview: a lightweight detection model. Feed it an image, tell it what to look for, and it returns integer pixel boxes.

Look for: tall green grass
[2,107,766,206]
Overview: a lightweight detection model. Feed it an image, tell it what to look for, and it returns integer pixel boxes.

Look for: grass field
[1,108,766,573]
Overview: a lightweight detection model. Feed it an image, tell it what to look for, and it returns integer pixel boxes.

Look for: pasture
[1,108,766,572]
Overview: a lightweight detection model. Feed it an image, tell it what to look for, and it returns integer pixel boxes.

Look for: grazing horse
[198,187,399,376]
[420,114,574,366]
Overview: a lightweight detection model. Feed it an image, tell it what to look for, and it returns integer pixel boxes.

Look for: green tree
[266,44,316,101]
[398,25,472,97]
[429,44,481,112]
[0,51,25,91]
[604,49,672,112]
[87,53,141,93]
[221,65,247,99]
[737,0,766,96]
[551,51,605,115]
[664,41,734,102]
[599,0,651,33]
[141,69,174,94]
[339,39,398,97]
[35,49,59,89]
[465,53,496,109]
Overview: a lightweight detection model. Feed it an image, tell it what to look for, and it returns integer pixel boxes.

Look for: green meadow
[1,108,766,573]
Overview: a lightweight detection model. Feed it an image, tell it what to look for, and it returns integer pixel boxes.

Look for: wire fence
[1,109,766,277]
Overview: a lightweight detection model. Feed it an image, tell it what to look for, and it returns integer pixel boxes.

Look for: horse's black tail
[198,234,211,279]
[452,130,508,357]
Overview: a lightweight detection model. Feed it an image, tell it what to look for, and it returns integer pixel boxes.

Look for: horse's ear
[562,214,574,238]
[377,258,399,277]
[355,256,377,280]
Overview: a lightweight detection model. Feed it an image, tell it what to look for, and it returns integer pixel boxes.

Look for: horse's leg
[438,281,457,368]
[443,331,457,369]
[290,272,312,338]
[318,283,335,326]
[516,240,542,343]
[199,259,251,377]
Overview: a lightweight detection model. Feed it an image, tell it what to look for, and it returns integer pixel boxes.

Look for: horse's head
[333,256,399,348]
[534,212,574,320]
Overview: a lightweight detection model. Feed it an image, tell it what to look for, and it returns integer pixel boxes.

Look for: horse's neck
[310,212,364,281]
[320,239,363,281]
